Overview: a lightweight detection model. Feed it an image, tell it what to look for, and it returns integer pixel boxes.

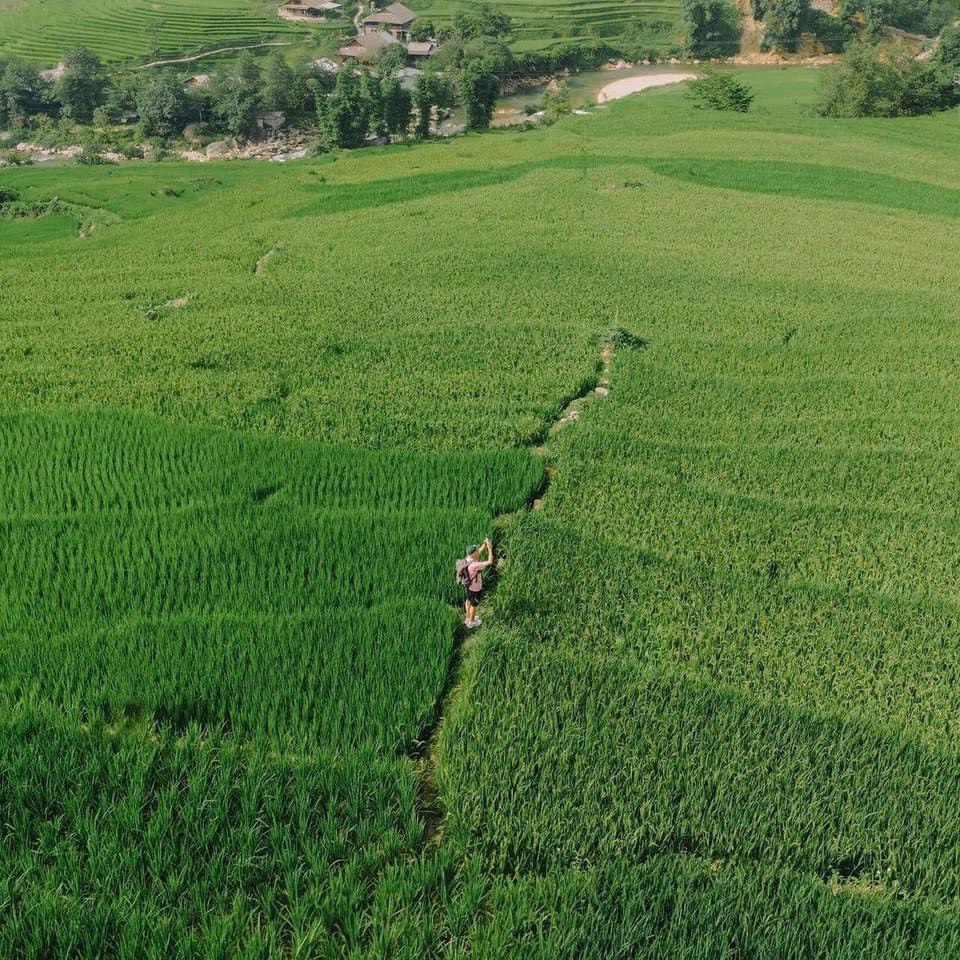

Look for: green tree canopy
[318,68,371,148]
[451,3,513,40]
[55,47,108,122]
[380,76,412,139]
[935,23,960,73]
[261,50,294,113]
[135,72,186,138]
[0,58,47,128]
[816,40,957,116]
[458,58,499,130]
[210,52,262,137]
[682,0,742,57]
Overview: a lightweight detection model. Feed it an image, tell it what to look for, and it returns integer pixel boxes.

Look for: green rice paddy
[0,0,317,66]
[3,68,960,954]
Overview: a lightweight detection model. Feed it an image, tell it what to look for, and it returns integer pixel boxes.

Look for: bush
[935,23,960,73]
[542,81,572,120]
[687,69,755,111]
[0,148,31,166]
[806,8,856,52]
[762,0,809,52]
[816,41,957,117]
[682,0,742,57]
[76,148,114,165]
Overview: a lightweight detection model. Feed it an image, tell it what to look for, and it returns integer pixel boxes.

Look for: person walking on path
[457,539,494,629]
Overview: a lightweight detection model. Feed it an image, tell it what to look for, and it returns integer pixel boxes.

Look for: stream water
[438,63,698,134]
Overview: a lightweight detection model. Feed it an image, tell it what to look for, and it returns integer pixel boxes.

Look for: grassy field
[3,68,960,954]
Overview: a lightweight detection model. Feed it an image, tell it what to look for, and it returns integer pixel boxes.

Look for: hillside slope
[3,69,960,954]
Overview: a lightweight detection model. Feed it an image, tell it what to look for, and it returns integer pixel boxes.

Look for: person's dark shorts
[467,589,482,605]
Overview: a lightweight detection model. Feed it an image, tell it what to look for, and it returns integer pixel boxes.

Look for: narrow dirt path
[411,339,620,845]
[137,41,296,70]
[255,246,279,275]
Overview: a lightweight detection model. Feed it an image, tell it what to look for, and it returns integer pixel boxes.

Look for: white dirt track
[596,73,697,103]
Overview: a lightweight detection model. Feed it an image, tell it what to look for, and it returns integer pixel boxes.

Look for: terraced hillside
[412,0,685,52]
[0,0,320,66]
[3,70,960,955]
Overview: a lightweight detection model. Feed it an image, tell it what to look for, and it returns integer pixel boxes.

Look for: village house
[339,30,400,61]
[277,0,341,19]
[339,2,437,66]
[361,2,416,40]
[405,40,437,65]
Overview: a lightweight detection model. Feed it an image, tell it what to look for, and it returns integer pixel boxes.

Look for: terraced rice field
[0,0,317,66]
[3,70,960,954]
[412,0,684,50]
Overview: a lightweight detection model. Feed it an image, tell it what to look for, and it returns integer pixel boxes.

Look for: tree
[860,0,885,41]
[815,41,956,117]
[55,47,108,121]
[542,81,572,119]
[413,73,436,137]
[361,70,385,138]
[761,0,810,51]
[458,58,499,130]
[380,76,412,139]
[451,3,513,40]
[210,52,262,137]
[135,72,186,138]
[686,69,754,110]
[934,23,960,73]
[0,58,46,129]
[410,19,436,41]
[377,42,408,77]
[464,37,514,74]
[682,0,741,57]
[412,71,450,138]
[318,68,371,148]
[262,50,294,113]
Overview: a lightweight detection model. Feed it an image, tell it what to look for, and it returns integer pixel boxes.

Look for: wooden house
[360,2,417,40]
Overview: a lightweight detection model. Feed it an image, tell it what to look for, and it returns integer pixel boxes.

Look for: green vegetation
[816,40,958,116]
[0,410,539,956]
[756,0,854,52]
[4,65,960,954]
[0,0,312,66]
[412,0,685,56]
[841,0,960,39]
[686,67,753,110]
[681,0,740,56]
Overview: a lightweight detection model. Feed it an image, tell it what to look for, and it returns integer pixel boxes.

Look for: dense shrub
[816,41,957,116]
[935,23,960,72]
[682,0,742,56]
[762,0,809,51]
[687,69,755,110]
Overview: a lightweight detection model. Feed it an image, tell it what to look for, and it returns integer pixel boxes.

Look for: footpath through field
[415,337,621,843]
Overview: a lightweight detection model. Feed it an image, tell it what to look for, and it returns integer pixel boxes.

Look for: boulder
[206,140,231,159]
